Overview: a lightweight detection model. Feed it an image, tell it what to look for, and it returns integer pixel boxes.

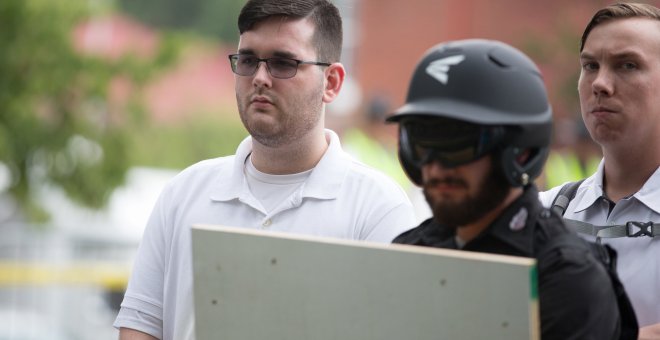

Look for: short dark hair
[238,0,343,63]
[580,2,660,52]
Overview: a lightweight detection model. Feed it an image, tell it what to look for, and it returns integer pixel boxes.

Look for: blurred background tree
[117,0,245,44]
[0,0,180,222]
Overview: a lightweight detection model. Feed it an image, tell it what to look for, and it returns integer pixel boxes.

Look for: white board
[192,225,539,340]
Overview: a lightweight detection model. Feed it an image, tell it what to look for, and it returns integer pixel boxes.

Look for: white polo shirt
[539,161,660,327]
[113,129,417,339]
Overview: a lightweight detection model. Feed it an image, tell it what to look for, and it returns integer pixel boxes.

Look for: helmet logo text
[426,55,465,85]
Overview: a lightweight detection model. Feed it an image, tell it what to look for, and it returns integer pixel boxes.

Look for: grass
[126,116,248,170]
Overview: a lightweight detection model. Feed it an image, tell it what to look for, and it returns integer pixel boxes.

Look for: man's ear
[322,63,345,104]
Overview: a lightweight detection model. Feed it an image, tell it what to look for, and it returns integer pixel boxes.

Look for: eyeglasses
[228,54,331,79]
[399,117,506,168]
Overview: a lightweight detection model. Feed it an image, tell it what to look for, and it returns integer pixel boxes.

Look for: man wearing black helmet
[388,39,630,339]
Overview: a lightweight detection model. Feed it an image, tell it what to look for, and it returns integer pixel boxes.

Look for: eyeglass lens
[231,55,299,79]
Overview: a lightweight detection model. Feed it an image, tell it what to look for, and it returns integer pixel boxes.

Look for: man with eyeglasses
[387,39,632,339]
[114,1,416,339]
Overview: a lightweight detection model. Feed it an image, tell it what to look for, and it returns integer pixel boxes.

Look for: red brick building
[350,0,659,122]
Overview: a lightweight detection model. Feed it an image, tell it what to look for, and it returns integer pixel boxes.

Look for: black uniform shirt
[394,186,621,340]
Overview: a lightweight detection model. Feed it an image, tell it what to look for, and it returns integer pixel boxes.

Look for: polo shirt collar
[634,165,660,214]
[209,129,349,202]
[300,129,349,200]
[573,159,605,213]
[209,135,253,202]
[572,161,660,215]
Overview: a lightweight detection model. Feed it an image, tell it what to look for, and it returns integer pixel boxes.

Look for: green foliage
[117,0,245,44]
[127,115,248,170]
[0,0,179,221]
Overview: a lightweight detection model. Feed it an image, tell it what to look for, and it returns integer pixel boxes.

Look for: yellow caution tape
[0,261,129,291]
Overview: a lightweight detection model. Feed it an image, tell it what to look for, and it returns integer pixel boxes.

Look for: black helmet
[387,39,552,187]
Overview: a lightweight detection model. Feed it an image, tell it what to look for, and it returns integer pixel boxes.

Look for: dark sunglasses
[228,54,331,79]
[399,117,506,168]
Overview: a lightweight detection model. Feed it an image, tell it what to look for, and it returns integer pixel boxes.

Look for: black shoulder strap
[546,182,639,339]
[536,228,639,340]
[550,179,585,216]
[551,180,660,238]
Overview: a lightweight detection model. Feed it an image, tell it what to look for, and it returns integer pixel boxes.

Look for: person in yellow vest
[541,119,601,189]
[343,95,431,221]
[343,95,410,187]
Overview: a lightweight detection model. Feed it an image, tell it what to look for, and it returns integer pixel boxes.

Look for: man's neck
[602,147,660,202]
[250,130,329,175]
[456,187,524,243]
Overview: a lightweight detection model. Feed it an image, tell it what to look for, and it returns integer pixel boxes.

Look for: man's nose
[591,68,614,97]
[252,61,272,88]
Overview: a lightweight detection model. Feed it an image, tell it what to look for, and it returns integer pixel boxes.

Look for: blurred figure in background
[540,118,601,190]
[343,94,409,187]
[343,94,432,222]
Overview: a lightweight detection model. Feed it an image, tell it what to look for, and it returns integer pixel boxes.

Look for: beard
[423,156,511,227]
[237,81,324,148]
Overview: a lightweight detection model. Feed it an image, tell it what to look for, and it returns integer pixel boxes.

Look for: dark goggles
[399,118,506,168]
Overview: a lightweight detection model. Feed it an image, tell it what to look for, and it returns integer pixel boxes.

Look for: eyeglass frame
[228,53,332,79]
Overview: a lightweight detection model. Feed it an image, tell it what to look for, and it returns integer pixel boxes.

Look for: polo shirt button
[262,219,272,227]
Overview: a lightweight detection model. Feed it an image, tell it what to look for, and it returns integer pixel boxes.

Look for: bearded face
[422,155,510,227]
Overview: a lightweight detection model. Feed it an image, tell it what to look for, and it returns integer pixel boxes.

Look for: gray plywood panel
[192,225,539,340]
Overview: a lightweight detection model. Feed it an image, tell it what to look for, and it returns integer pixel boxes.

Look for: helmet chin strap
[521,173,530,186]
[515,150,531,186]
[499,147,549,187]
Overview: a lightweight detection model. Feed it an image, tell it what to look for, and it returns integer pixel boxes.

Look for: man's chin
[424,189,464,207]
[432,217,472,228]
[427,197,466,223]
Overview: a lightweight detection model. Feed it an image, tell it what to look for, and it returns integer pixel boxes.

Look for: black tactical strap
[550,180,584,216]
[552,180,659,238]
